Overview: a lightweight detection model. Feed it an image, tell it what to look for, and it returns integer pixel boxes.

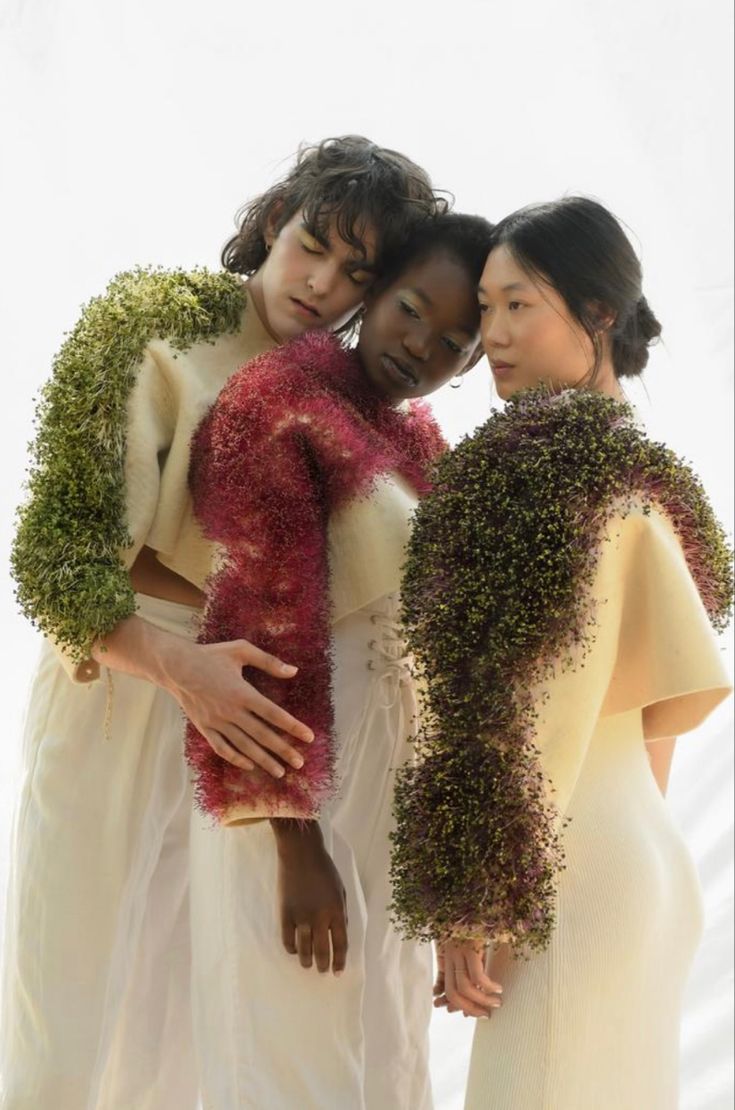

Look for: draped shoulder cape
[186,330,446,822]
[389,387,733,953]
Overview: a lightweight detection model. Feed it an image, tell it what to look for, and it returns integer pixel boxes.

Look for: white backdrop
[1,0,733,1106]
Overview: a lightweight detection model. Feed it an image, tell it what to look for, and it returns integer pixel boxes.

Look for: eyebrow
[478,281,529,294]
[301,222,377,272]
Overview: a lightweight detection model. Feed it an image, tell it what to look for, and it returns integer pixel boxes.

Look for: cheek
[336,282,363,311]
[364,300,397,342]
[263,242,296,287]
[516,314,552,355]
[523,315,578,367]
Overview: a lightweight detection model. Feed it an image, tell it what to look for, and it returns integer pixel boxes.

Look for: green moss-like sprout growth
[11,267,246,660]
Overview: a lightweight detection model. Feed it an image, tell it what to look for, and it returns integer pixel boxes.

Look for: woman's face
[252,211,377,341]
[357,252,481,404]
[478,245,597,400]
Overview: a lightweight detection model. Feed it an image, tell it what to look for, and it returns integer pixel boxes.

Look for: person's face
[478,245,597,400]
[254,210,377,341]
[357,252,481,404]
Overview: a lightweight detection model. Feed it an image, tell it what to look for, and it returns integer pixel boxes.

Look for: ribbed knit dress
[464,506,731,1110]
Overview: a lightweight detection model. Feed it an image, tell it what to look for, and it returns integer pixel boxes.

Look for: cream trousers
[0,595,200,1110]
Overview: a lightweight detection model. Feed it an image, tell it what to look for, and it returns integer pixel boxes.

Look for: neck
[245,272,282,343]
[586,355,624,402]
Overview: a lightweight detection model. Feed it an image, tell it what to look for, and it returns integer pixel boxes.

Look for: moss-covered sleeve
[10,267,245,676]
[390,388,733,953]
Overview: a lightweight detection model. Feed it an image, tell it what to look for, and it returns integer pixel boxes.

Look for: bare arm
[93,614,314,778]
[645,736,677,797]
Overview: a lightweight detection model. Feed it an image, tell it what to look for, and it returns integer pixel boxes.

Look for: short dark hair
[222,135,449,275]
[380,211,495,289]
[488,196,662,380]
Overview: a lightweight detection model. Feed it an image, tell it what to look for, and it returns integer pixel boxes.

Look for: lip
[490,360,515,376]
[380,354,419,390]
[290,297,321,319]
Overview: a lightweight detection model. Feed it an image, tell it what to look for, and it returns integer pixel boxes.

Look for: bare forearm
[646,736,677,796]
[91,613,184,691]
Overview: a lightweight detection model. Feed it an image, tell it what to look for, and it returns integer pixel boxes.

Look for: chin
[493,379,515,402]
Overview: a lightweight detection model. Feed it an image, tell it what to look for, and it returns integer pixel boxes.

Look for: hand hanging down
[433,941,503,1019]
[272,819,349,975]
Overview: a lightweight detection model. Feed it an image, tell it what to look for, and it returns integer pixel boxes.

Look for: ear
[588,300,616,332]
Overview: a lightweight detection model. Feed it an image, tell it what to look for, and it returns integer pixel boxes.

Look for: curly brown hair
[221,135,449,275]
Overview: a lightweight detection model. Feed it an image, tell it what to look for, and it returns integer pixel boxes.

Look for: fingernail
[292,757,304,769]
[275,767,285,778]
[334,970,343,978]
[302,731,315,743]
[281,664,298,675]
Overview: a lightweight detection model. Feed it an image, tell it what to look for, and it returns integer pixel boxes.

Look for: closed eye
[400,300,421,319]
[349,269,373,287]
[443,337,465,355]
[299,231,324,255]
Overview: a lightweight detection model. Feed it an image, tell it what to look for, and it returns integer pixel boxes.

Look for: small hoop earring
[450,376,464,390]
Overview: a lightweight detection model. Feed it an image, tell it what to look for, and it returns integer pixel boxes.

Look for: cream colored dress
[464,507,731,1110]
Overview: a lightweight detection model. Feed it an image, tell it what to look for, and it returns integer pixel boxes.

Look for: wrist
[271,819,324,858]
[92,615,190,691]
[149,630,195,694]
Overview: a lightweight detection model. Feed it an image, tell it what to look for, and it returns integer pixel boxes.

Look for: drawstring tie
[366,603,413,710]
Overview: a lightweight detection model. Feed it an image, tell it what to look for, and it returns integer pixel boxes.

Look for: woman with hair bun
[390,197,733,1108]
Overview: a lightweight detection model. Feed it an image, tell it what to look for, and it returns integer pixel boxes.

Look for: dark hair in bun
[487,196,662,380]
[611,294,662,378]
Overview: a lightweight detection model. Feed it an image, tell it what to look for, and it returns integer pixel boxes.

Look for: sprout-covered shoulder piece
[390,387,733,953]
[11,267,246,661]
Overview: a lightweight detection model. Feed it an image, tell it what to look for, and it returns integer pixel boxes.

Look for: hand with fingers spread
[92,615,314,779]
[273,819,348,976]
[164,636,314,777]
[434,941,503,1019]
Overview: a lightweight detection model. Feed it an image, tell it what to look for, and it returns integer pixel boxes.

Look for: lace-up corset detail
[366,595,413,708]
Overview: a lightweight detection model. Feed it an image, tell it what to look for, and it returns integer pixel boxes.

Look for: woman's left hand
[434,941,503,1018]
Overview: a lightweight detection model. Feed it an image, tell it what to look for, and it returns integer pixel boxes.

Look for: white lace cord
[366,608,413,711]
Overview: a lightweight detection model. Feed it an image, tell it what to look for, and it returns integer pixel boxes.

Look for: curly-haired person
[3,136,445,1110]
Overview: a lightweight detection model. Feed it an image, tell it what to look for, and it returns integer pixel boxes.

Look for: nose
[306,257,340,298]
[481,310,510,352]
[402,325,432,362]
